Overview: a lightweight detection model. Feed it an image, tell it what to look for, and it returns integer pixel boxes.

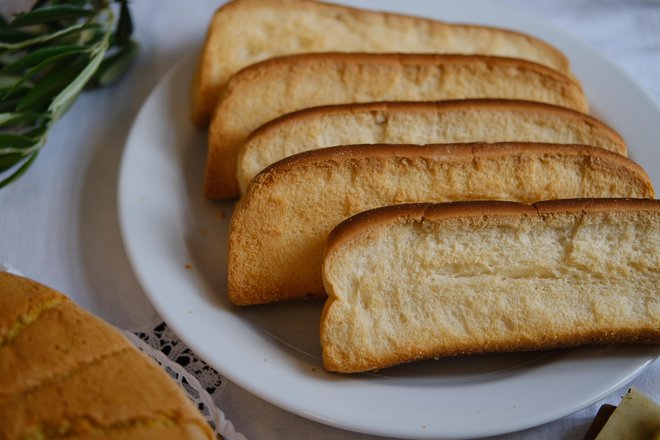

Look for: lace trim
[126,323,247,440]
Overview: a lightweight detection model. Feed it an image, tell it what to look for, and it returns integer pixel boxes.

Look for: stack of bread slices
[193,0,659,373]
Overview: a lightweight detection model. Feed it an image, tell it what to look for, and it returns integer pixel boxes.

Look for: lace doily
[130,322,227,400]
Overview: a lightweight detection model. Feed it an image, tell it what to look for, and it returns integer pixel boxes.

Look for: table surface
[1,1,658,439]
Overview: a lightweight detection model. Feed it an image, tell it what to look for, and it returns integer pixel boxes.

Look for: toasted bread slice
[207,53,588,198]
[227,143,653,305]
[237,100,625,194]
[192,0,571,126]
[320,199,660,373]
[0,272,213,439]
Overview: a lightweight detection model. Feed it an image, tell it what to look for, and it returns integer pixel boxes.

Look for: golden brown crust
[0,272,67,343]
[230,52,581,91]
[257,142,647,186]
[532,197,660,215]
[0,273,214,439]
[0,349,211,439]
[0,300,129,406]
[192,0,571,126]
[231,0,569,68]
[323,201,534,262]
[323,325,660,373]
[324,198,660,261]
[245,99,624,152]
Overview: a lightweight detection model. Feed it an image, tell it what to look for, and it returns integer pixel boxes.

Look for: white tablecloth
[1,1,658,439]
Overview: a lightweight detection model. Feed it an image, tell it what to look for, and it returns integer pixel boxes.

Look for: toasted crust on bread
[320,199,660,373]
[237,99,625,194]
[227,143,653,305]
[0,272,213,439]
[325,198,659,255]
[0,274,66,344]
[192,0,571,126]
[207,53,587,199]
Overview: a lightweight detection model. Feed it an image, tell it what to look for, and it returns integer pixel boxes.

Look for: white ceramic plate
[118,1,660,438]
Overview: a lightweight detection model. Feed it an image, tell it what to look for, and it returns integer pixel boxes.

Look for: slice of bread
[192,0,571,126]
[0,272,213,439]
[321,199,660,373]
[237,100,626,194]
[227,143,653,305]
[207,53,588,199]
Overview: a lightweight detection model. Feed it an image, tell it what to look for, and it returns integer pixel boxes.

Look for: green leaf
[116,0,132,46]
[16,58,87,112]
[0,22,100,50]
[3,49,91,100]
[2,44,88,74]
[49,36,108,117]
[0,111,49,126]
[21,123,49,139]
[0,133,38,149]
[0,29,34,43]
[0,152,27,172]
[9,5,95,29]
[76,23,106,45]
[0,151,38,188]
[0,113,25,125]
[0,130,46,155]
[0,97,20,113]
[0,50,25,66]
[90,38,137,87]
[0,74,27,89]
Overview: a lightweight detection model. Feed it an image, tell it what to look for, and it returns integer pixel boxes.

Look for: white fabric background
[0,1,658,439]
